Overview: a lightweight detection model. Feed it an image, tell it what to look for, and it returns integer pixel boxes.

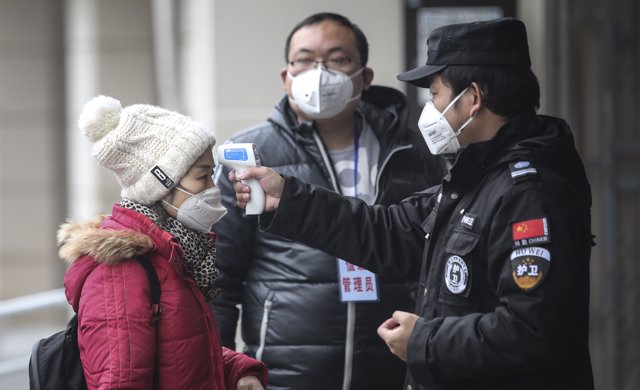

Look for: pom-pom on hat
[78,95,216,205]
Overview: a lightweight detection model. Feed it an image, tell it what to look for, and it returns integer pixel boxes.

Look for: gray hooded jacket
[212,86,447,390]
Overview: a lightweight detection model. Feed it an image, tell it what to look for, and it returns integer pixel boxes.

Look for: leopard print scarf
[120,199,219,300]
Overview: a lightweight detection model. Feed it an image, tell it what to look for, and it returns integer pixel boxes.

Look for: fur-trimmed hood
[62,205,177,313]
[58,214,154,266]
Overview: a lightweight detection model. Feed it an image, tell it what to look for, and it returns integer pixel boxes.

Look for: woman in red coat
[60,95,267,390]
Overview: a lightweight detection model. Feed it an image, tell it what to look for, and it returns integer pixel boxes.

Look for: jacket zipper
[342,302,356,390]
[312,131,341,192]
[256,291,274,361]
[373,144,413,203]
[312,130,355,387]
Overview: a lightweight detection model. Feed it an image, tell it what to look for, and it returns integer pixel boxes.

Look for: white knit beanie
[78,95,216,205]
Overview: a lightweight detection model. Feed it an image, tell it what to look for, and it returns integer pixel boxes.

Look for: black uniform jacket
[212,86,447,390]
[260,113,594,390]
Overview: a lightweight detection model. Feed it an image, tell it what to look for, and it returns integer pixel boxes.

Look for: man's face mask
[417,86,474,155]
[288,66,363,119]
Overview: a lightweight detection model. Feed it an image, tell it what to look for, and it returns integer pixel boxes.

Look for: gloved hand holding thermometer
[217,143,265,215]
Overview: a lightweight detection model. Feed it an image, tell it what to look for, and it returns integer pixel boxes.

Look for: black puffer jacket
[212,86,447,390]
[260,114,594,390]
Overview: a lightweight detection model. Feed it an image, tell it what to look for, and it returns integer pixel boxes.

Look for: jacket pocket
[438,230,480,307]
[444,229,480,255]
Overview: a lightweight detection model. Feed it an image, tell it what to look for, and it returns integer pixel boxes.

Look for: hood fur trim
[58,215,154,265]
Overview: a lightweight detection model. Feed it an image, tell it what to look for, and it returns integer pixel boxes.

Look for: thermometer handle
[243,178,265,215]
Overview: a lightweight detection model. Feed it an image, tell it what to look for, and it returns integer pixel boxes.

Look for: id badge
[337,259,379,302]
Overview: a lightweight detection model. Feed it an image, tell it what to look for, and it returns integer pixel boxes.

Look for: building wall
[0,0,66,297]
[557,2,640,389]
[64,0,156,223]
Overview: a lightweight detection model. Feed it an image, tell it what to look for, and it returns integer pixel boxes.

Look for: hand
[230,166,284,212]
[377,311,419,361]
[236,375,265,390]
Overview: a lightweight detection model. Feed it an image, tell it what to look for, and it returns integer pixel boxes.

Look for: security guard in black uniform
[227,18,595,390]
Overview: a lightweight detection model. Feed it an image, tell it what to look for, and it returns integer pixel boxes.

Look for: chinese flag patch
[512,218,548,241]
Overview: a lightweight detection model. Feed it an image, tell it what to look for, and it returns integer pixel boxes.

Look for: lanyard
[337,123,379,303]
[353,126,360,198]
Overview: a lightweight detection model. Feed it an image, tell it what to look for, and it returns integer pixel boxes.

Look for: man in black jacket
[227,18,594,390]
[212,12,447,390]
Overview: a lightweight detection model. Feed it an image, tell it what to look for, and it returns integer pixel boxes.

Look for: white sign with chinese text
[337,259,379,302]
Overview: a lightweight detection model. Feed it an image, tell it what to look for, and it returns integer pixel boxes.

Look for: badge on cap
[444,256,469,294]
[512,217,550,247]
[510,246,550,291]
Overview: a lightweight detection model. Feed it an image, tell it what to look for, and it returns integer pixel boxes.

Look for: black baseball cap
[398,17,532,88]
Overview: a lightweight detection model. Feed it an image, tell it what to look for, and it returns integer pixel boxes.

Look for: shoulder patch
[512,217,550,247]
[510,246,550,291]
[509,161,538,183]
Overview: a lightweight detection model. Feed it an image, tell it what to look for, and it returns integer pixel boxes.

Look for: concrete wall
[0,0,66,298]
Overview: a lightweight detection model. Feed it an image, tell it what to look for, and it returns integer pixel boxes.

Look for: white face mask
[288,66,363,119]
[417,87,474,155]
[163,186,227,232]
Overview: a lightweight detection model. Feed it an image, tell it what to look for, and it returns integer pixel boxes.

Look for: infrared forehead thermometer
[217,143,265,215]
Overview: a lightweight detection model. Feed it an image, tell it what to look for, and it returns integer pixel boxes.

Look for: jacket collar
[58,204,177,266]
[448,113,580,186]
[269,85,411,151]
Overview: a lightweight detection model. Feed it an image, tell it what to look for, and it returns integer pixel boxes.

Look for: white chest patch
[444,255,469,294]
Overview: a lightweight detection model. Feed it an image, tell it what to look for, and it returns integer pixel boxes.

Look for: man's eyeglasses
[288,58,357,72]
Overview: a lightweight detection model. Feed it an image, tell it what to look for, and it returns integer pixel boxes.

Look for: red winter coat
[61,205,267,390]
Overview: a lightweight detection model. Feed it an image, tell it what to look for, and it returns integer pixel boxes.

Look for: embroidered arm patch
[510,246,550,291]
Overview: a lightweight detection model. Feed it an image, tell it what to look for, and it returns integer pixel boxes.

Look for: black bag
[29,257,161,390]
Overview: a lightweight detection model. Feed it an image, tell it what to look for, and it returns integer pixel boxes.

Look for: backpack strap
[135,257,162,322]
[134,256,161,390]
[29,339,42,390]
